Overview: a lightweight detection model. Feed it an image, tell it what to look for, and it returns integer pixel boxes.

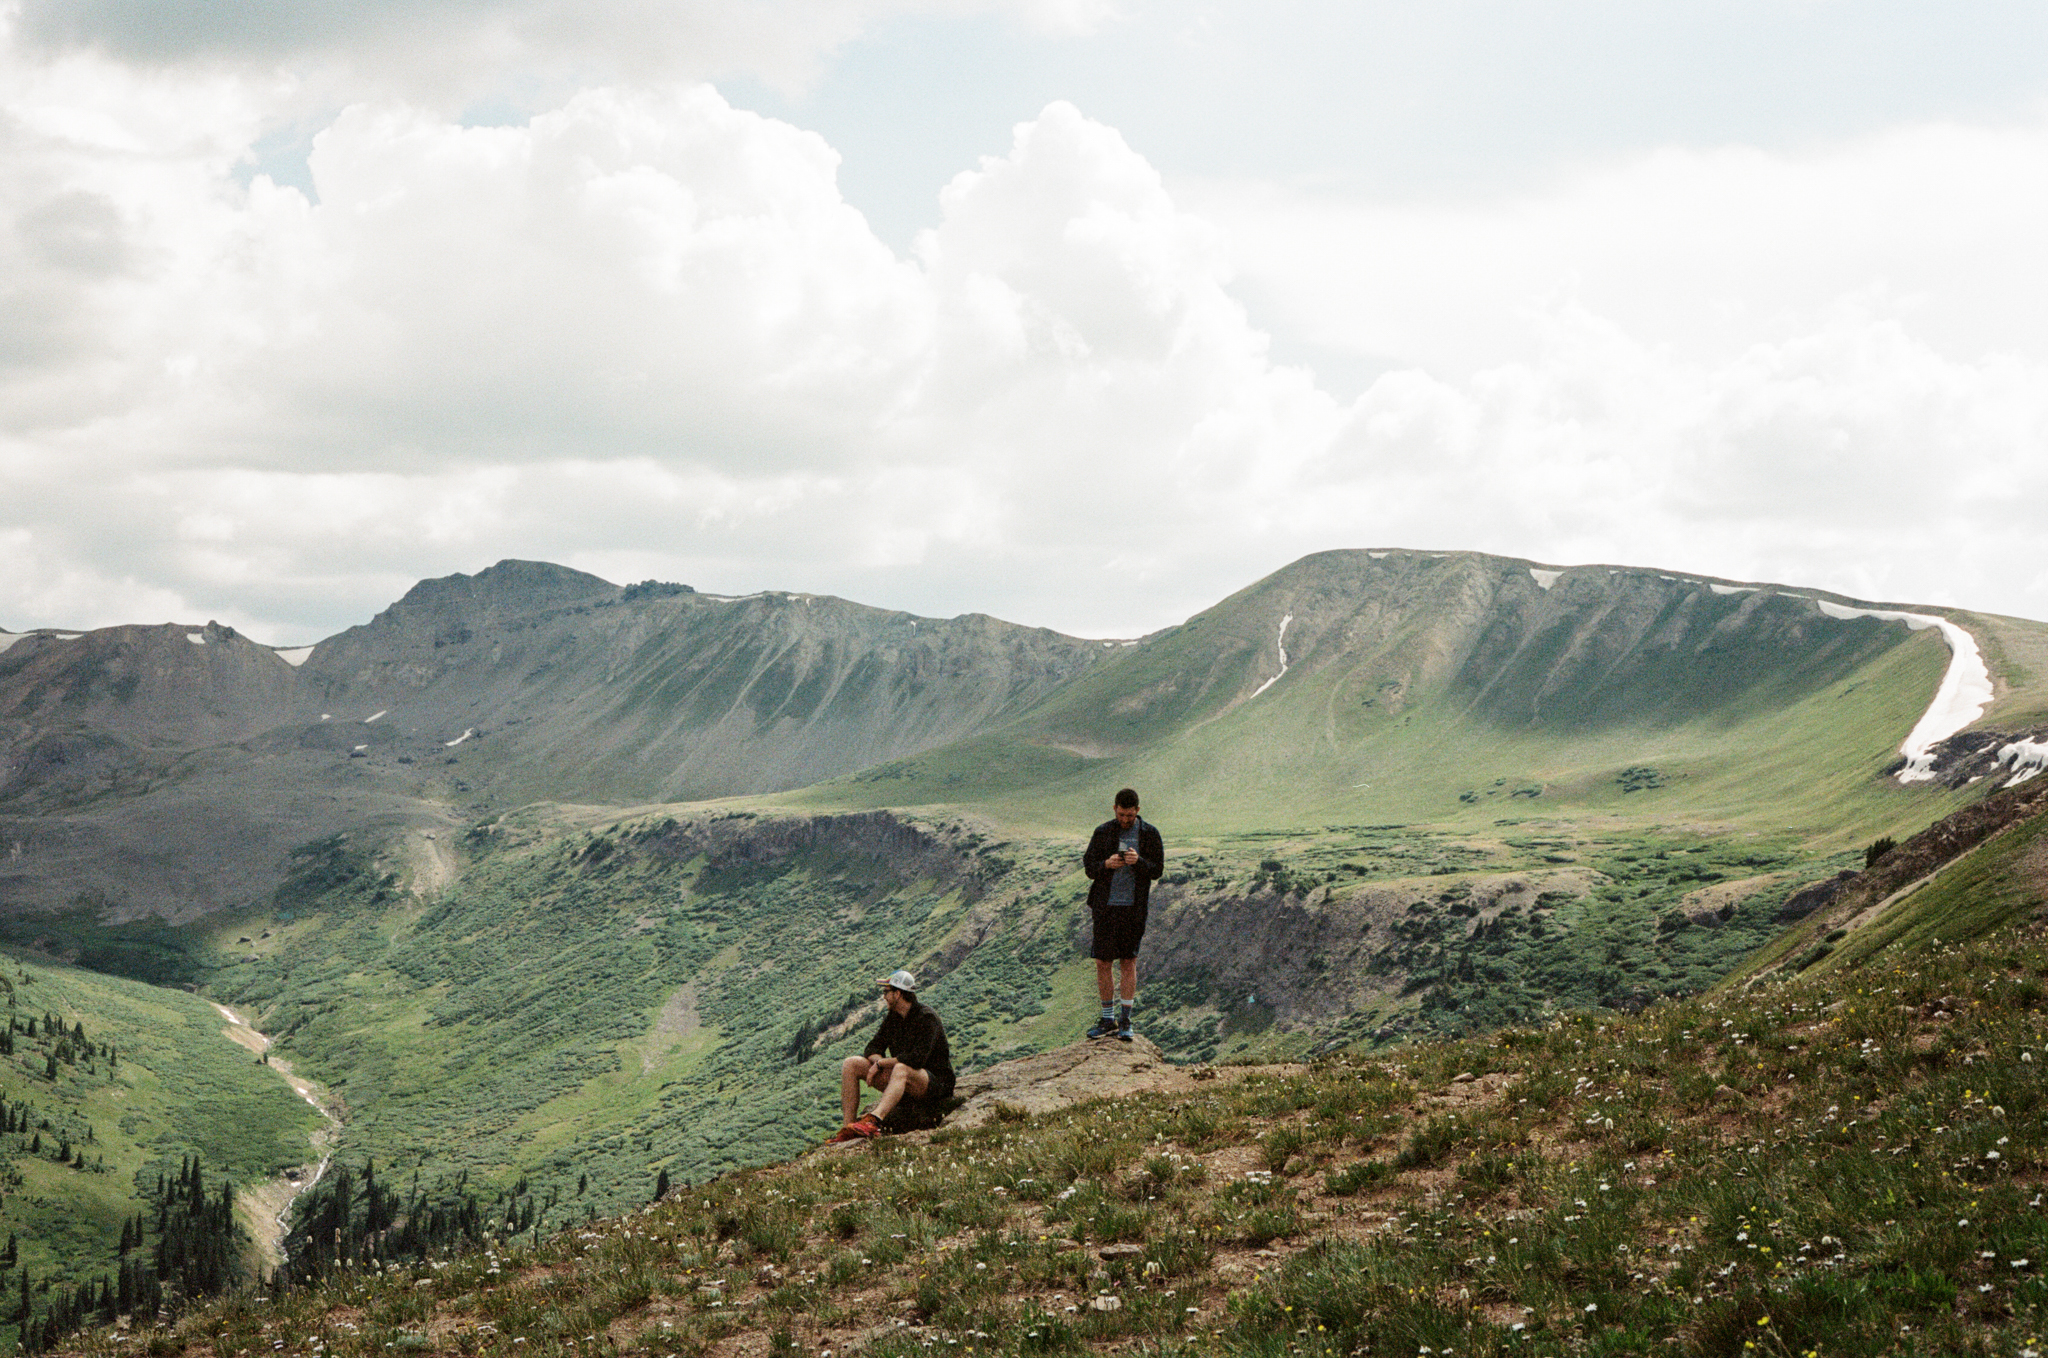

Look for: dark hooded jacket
[864,1000,954,1099]
[1082,817,1165,910]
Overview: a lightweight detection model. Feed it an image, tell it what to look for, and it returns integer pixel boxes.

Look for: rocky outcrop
[940,1036,1299,1129]
[1760,773,2048,970]
[1903,725,2048,790]
[1778,869,1859,922]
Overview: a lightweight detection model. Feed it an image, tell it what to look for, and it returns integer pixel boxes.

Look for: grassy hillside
[0,955,321,1350]
[148,794,1895,1229]
[65,809,2048,1358]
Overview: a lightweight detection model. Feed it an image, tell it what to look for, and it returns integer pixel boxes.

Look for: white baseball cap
[878,969,918,992]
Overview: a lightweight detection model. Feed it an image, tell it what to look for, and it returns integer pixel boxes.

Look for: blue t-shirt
[1107,824,1140,907]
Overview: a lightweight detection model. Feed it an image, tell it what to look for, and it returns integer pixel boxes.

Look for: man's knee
[842,1055,869,1079]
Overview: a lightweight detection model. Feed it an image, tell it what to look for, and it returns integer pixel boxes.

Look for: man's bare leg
[866,1060,930,1123]
[1096,958,1115,1005]
[840,1055,871,1123]
[1117,958,1137,1004]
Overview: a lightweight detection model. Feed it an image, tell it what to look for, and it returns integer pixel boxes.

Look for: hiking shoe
[841,1113,883,1140]
[1086,1014,1119,1040]
[1116,1005,1134,1042]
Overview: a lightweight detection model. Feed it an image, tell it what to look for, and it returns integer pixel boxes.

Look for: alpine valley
[4,548,2048,1351]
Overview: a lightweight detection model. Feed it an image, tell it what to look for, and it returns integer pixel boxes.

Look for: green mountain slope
[804,550,1996,842]
[0,955,320,1350]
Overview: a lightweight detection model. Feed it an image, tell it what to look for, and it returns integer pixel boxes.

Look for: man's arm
[889,1011,937,1072]
[1136,825,1165,882]
[1082,824,1114,880]
[863,1015,892,1061]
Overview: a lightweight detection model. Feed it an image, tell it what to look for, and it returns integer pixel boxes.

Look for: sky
[3,1,2046,644]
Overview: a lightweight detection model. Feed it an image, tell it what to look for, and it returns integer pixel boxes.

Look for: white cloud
[2,19,2046,644]
[1193,116,2048,619]
[1197,116,2048,377]
[8,0,1115,105]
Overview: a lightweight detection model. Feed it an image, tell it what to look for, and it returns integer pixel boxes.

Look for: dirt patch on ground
[405,830,458,896]
[213,1003,269,1057]
[644,984,700,1073]
[1678,873,1785,923]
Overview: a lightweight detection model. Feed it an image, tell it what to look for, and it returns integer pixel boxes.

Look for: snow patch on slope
[1710,584,1755,596]
[1995,738,2048,787]
[1812,600,1994,783]
[1249,614,1294,700]
[1529,568,1562,590]
[445,729,475,748]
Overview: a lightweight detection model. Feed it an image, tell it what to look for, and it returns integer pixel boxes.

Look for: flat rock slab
[940,1036,1303,1129]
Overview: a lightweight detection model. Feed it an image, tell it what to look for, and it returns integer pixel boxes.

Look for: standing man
[832,969,954,1140]
[1082,788,1164,1041]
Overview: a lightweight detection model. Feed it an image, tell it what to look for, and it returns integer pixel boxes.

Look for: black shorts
[1089,904,1148,961]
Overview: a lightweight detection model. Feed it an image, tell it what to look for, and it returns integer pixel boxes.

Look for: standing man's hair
[1114,788,1140,809]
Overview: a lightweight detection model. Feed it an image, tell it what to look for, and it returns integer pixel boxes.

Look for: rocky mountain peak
[378,559,622,626]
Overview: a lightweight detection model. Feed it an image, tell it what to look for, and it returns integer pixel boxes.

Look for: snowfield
[1249,614,1295,699]
[1813,600,1994,783]
[1996,737,2048,787]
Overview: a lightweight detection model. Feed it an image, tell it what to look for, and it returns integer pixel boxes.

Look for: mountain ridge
[3,549,2044,920]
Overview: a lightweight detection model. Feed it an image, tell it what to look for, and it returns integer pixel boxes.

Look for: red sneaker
[842,1113,883,1139]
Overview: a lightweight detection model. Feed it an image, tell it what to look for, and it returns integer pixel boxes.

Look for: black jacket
[864,1002,954,1093]
[1083,817,1165,910]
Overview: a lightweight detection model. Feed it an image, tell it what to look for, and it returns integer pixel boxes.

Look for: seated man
[833,969,954,1141]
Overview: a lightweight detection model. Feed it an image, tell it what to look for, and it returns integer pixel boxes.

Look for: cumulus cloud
[2,19,2045,644]
[9,0,1115,104]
